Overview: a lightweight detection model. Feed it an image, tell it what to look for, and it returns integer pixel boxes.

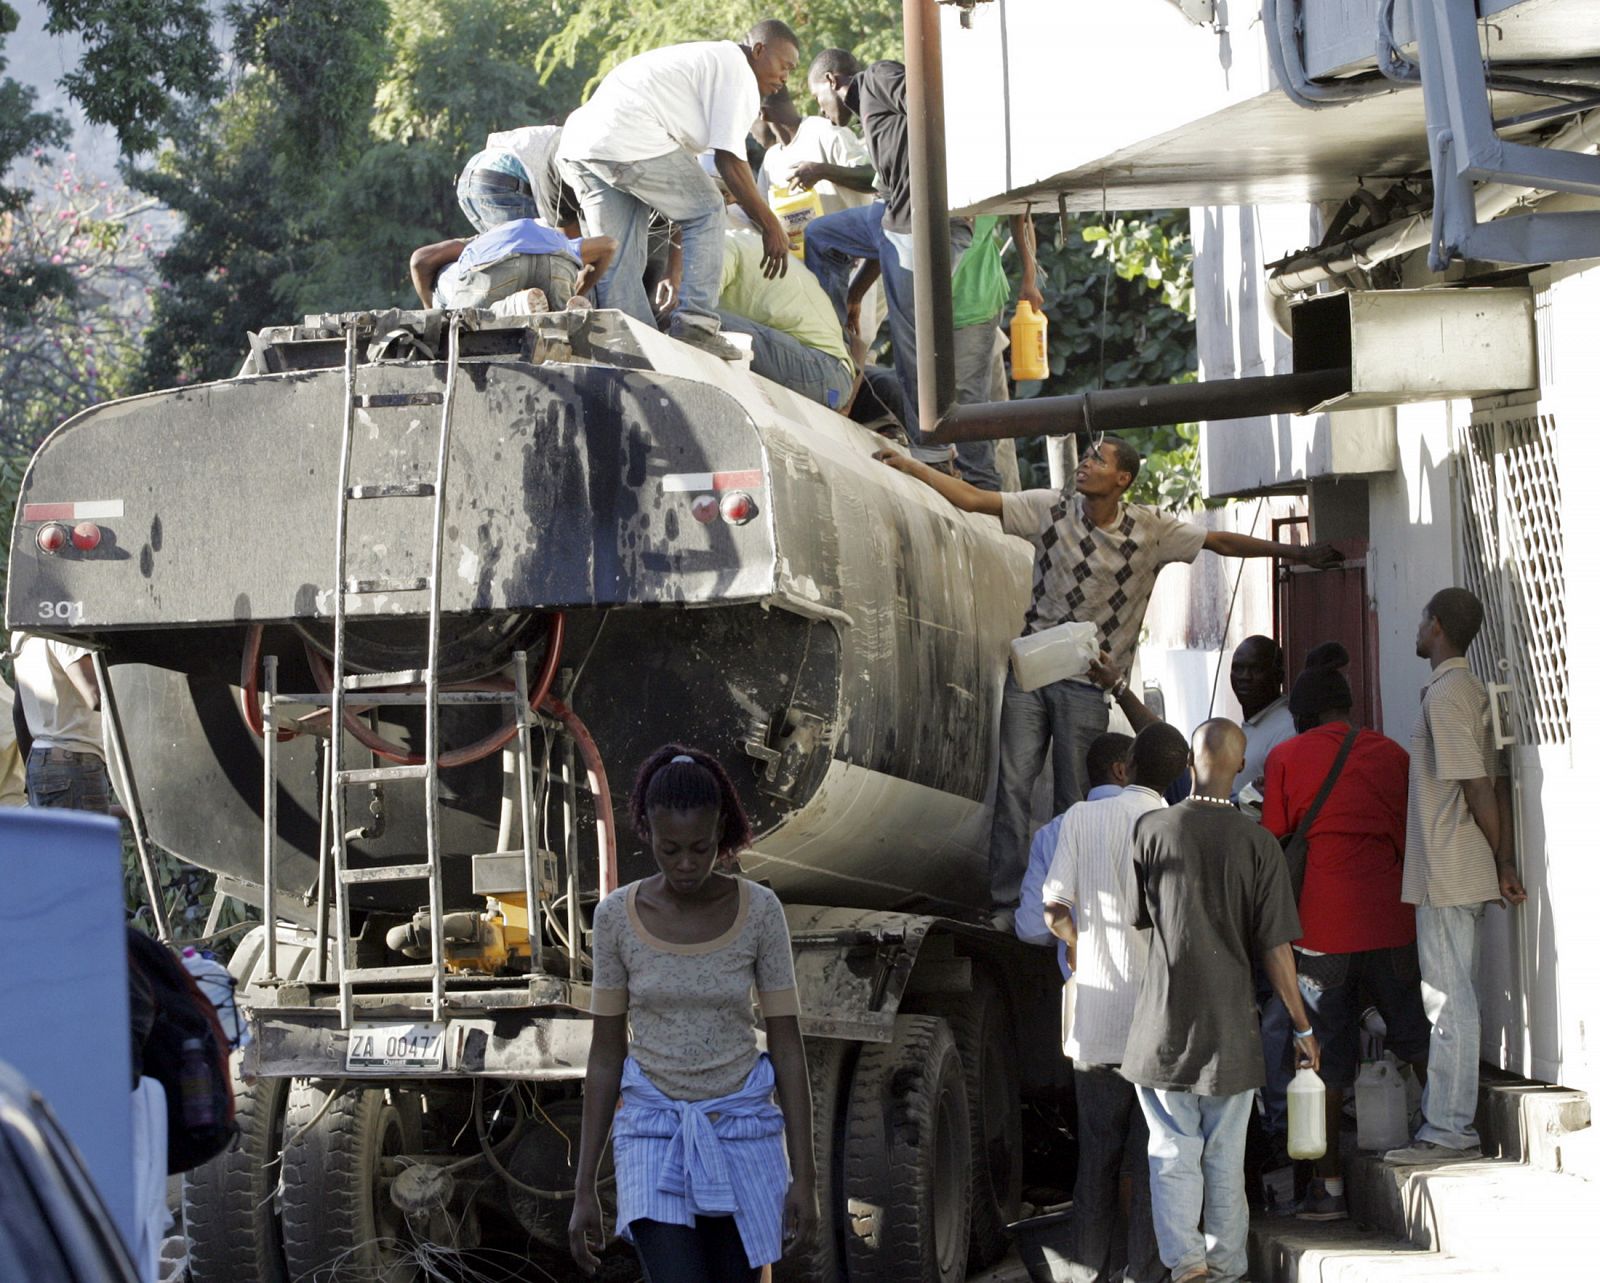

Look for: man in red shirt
[1261,664,1429,1221]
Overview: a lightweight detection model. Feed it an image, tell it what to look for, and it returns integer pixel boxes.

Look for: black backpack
[127,929,238,1173]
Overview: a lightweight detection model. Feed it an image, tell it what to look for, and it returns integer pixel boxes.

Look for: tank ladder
[252,313,614,1026]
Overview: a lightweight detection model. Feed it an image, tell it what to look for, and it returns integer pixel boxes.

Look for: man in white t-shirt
[557,21,799,358]
[10,632,111,813]
[1042,722,1190,1283]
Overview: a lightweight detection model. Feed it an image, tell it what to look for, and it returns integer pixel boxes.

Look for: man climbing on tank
[874,434,1341,925]
[555,20,800,359]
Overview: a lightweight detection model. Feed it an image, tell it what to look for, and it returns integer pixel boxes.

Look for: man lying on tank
[874,434,1341,926]
[712,183,865,411]
[408,218,616,313]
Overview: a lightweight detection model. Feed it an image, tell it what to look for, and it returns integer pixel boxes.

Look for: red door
[1272,516,1381,729]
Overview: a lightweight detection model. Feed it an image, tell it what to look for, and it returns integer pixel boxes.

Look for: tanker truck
[6,303,1072,1283]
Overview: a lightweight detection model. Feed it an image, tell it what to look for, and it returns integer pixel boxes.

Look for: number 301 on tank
[346,1022,446,1071]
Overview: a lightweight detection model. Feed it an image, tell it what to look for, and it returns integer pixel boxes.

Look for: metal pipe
[903,0,956,433]
[261,652,279,982]
[1269,108,1600,294]
[95,651,173,944]
[902,0,1351,447]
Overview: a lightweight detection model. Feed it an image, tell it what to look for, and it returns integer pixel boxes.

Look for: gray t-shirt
[999,492,1207,670]
[1121,802,1302,1096]
[590,878,800,1100]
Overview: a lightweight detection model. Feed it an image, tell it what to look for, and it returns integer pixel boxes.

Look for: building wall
[1193,207,1596,1096]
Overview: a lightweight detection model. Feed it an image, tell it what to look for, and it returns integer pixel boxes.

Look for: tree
[1,2,72,327]
[1014,210,1201,506]
[540,0,904,100]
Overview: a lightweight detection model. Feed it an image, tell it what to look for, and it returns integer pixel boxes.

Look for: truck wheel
[280,1080,421,1283]
[909,970,1023,1268]
[182,1066,288,1283]
[774,1038,850,1283]
[842,1015,970,1283]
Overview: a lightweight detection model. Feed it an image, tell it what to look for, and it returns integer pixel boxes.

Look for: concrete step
[1249,1216,1518,1283]
[1476,1066,1590,1174]
[1347,1147,1600,1275]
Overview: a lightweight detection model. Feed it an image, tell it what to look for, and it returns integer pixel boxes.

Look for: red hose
[300,612,566,768]
[540,695,618,897]
[240,624,296,742]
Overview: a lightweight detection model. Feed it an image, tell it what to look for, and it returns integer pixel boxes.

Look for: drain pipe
[902,0,1349,446]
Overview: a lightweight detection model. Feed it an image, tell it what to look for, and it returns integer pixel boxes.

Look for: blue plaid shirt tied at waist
[613,1052,789,1268]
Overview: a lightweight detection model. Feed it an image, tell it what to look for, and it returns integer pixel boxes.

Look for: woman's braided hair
[629,743,754,857]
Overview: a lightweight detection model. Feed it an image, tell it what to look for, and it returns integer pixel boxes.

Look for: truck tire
[841,1015,970,1283]
[181,1066,289,1283]
[280,1080,421,1283]
[774,1037,850,1283]
[908,969,1023,1268]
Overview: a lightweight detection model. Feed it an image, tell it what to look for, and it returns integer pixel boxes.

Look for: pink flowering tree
[0,156,161,450]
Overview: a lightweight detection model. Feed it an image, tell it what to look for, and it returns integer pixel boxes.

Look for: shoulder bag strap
[1282,724,1362,900]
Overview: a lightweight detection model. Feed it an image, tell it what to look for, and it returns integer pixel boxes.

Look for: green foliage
[1013,211,1202,508]
[1,3,73,328]
[539,0,903,99]
[43,0,221,154]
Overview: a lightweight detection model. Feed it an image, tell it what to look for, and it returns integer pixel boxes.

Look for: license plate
[346,1021,447,1072]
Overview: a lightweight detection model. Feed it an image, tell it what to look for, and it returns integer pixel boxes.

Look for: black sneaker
[672,326,744,361]
[1295,1179,1348,1221]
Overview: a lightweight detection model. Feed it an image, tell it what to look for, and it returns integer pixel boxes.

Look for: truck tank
[6,307,1032,920]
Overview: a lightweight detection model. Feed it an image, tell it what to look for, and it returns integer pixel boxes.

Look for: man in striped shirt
[1385,588,1527,1165]
[1042,722,1191,1283]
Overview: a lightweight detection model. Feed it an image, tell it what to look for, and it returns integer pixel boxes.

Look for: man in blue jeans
[1123,719,1320,1283]
[1385,588,1527,1165]
[10,632,111,813]
[556,22,799,357]
[800,52,1002,488]
[877,435,1339,918]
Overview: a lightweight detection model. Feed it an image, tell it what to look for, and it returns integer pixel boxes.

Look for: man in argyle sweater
[875,437,1340,919]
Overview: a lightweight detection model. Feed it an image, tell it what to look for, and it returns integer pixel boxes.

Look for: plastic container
[1355,1054,1410,1152]
[1010,299,1049,381]
[768,183,824,260]
[1287,1066,1328,1160]
[1009,620,1098,692]
[181,947,248,1050]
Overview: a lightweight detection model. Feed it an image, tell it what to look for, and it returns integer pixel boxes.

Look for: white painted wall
[1191,205,1598,1096]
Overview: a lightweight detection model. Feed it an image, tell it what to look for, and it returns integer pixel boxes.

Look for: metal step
[347,482,436,500]
[343,669,427,690]
[355,392,444,409]
[338,764,427,785]
[342,963,440,983]
[344,575,430,594]
[340,862,433,884]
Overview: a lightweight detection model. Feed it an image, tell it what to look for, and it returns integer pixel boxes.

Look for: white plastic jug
[1009,620,1099,692]
[1286,1066,1327,1160]
[1355,1054,1410,1152]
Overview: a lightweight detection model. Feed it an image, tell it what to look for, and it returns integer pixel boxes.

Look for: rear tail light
[36,523,68,553]
[691,495,719,524]
[71,521,102,550]
[720,491,757,525]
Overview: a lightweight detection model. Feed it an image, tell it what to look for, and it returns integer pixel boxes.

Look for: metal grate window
[1456,409,1570,745]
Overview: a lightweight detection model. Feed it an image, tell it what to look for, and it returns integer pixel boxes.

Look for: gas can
[1010,299,1049,381]
[768,183,824,260]
[1355,1054,1410,1151]
[1287,1066,1327,1160]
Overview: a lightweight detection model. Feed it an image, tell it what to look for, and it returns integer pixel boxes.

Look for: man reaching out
[874,435,1340,920]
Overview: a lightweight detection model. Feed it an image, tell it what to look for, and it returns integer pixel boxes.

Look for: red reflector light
[71,521,102,550]
[720,492,757,525]
[691,494,719,524]
[36,523,68,553]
